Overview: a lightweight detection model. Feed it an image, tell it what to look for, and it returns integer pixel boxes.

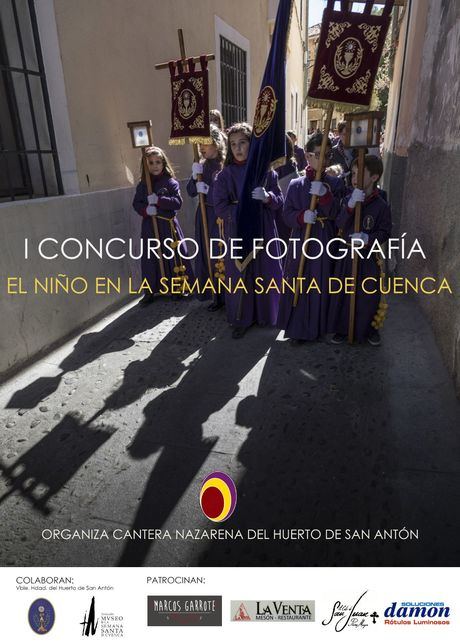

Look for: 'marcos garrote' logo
[200,472,237,522]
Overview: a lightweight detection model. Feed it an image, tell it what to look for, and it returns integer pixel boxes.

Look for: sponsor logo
[28,598,55,635]
[322,591,379,632]
[80,596,124,638]
[384,602,451,626]
[200,472,237,522]
[231,600,315,622]
[147,596,222,626]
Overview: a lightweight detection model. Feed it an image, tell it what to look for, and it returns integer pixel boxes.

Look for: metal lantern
[126,120,153,148]
[343,111,383,149]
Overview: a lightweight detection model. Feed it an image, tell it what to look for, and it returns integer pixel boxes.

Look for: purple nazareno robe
[213,162,284,328]
[186,157,224,302]
[277,167,345,340]
[132,172,194,294]
[327,189,392,341]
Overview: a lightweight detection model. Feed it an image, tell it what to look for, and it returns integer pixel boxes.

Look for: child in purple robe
[275,134,299,243]
[277,133,344,343]
[132,146,193,306]
[328,155,392,346]
[213,122,284,339]
[186,125,227,310]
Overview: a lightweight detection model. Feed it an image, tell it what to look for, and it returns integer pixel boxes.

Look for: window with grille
[220,35,247,127]
[0,0,62,202]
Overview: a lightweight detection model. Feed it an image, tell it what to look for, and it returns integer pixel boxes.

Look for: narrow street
[0,293,459,567]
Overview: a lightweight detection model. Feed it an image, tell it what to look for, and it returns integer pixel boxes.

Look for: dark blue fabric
[236,0,292,260]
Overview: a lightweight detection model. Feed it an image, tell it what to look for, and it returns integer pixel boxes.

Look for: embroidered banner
[235,0,293,268]
[168,55,212,145]
[307,0,394,110]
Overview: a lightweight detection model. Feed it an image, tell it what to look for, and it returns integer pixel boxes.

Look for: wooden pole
[347,147,366,344]
[175,29,214,289]
[292,103,334,307]
[142,150,166,280]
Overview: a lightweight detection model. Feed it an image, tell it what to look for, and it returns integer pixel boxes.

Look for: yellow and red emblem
[200,471,237,522]
[253,85,277,137]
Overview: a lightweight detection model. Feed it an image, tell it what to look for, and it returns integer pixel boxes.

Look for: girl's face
[199,143,218,160]
[146,154,164,175]
[229,132,250,162]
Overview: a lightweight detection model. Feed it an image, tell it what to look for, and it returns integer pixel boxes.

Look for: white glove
[196,181,209,195]
[147,193,158,205]
[303,209,317,224]
[146,205,157,216]
[309,180,327,197]
[251,186,270,203]
[348,188,365,208]
[350,231,369,245]
[192,162,203,180]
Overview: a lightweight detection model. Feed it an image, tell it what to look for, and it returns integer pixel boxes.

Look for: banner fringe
[306,97,370,112]
[169,136,214,146]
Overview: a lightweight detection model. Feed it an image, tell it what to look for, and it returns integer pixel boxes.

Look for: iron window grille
[220,35,247,127]
[0,0,62,202]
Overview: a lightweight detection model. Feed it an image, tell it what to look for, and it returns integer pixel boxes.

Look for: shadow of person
[96,304,225,419]
[196,337,405,567]
[6,299,176,410]
[0,412,116,516]
[117,325,278,566]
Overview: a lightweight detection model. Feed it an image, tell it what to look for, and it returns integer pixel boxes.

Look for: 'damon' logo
[80,596,99,636]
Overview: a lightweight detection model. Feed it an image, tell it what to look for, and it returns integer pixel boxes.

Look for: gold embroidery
[317,65,339,92]
[178,89,197,119]
[189,111,205,130]
[325,21,351,48]
[345,69,371,95]
[358,23,382,53]
[173,115,184,131]
[172,79,184,99]
[190,77,204,94]
[253,86,277,137]
[334,37,363,79]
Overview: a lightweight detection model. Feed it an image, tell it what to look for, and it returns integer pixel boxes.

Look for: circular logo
[363,215,375,231]
[334,37,363,79]
[178,89,197,120]
[28,598,55,634]
[253,86,277,137]
[200,471,237,522]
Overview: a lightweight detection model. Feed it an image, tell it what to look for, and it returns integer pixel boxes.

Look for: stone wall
[397,0,460,394]
[0,182,196,381]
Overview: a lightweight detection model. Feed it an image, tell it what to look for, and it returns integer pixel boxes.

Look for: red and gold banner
[168,55,212,145]
[307,0,394,110]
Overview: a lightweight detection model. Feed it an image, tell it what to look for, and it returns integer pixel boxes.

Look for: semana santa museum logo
[80,596,124,638]
[200,471,237,522]
[231,600,315,622]
[28,598,55,634]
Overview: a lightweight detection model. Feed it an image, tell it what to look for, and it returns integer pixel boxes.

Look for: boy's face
[199,143,218,160]
[306,145,332,172]
[229,133,250,162]
[147,154,164,175]
[351,165,380,193]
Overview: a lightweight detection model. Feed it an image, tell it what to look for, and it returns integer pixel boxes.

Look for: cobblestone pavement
[0,294,459,567]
